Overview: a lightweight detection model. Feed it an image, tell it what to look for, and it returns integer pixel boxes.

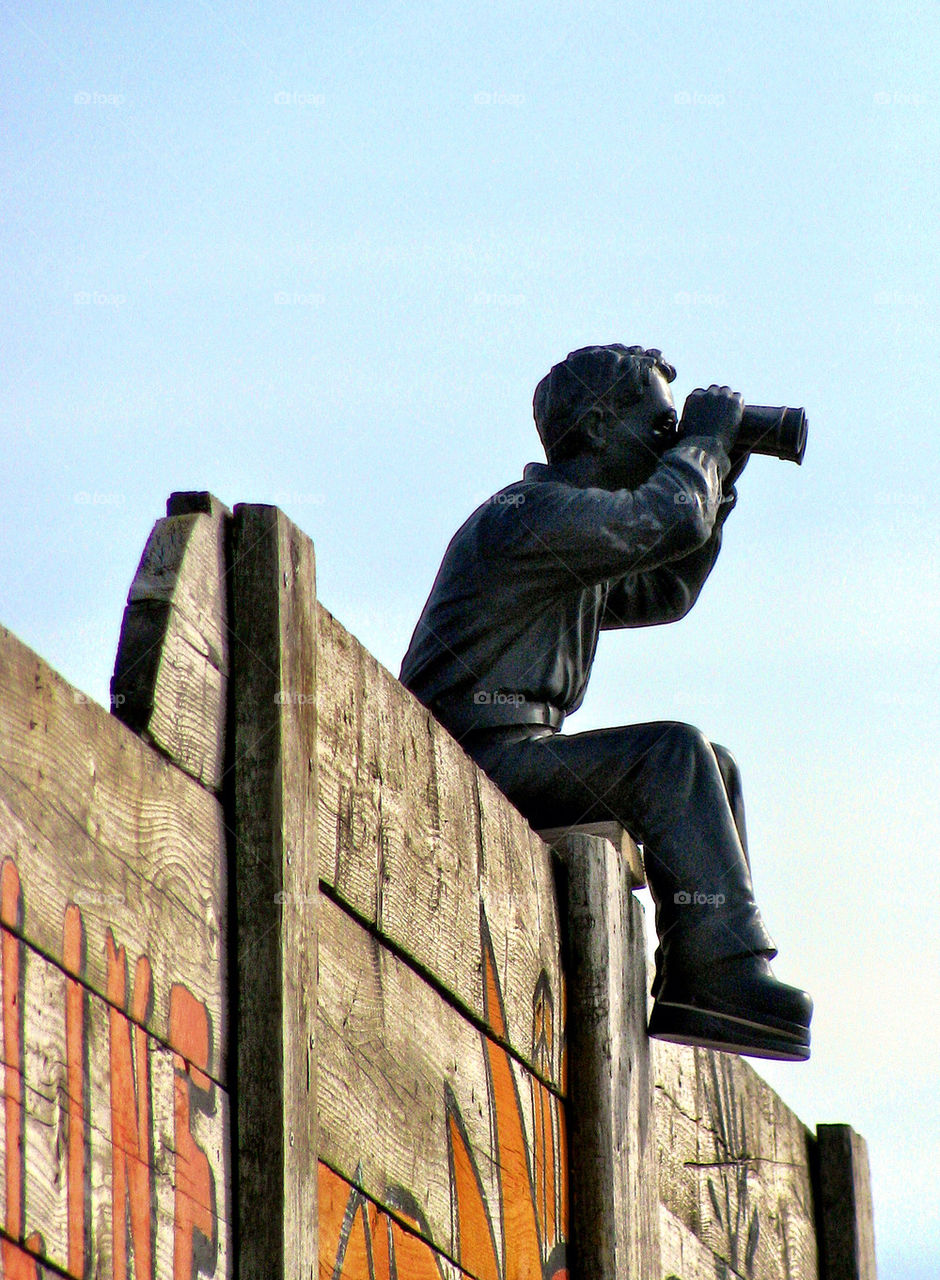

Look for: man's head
[533,344,678,469]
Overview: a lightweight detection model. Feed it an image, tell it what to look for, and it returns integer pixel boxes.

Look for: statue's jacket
[400,437,733,734]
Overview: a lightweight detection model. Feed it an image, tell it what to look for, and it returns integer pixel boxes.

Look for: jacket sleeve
[600,486,735,628]
[509,438,730,594]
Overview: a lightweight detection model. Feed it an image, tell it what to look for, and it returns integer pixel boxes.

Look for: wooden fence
[0,493,877,1280]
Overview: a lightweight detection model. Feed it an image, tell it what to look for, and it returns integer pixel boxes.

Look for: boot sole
[651,984,812,1039]
[648,1001,811,1062]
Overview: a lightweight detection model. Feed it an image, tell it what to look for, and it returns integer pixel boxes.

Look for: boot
[648,953,813,1061]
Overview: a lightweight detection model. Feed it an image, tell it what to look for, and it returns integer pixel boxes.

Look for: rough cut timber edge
[110,490,232,792]
[230,503,319,1280]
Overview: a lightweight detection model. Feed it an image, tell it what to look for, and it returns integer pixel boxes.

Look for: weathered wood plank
[317,893,569,1279]
[815,1124,877,1280]
[0,919,229,1279]
[111,492,231,792]
[660,1202,733,1280]
[475,766,569,1091]
[230,504,318,1280]
[0,627,227,1085]
[318,1163,480,1280]
[654,1041,819,1280]
[538,820,646,889]
[553,831,659,1280]
[315,604,566,1091]
[166,492,230,520]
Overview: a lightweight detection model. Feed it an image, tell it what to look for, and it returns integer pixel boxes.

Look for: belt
[433,694,565,735]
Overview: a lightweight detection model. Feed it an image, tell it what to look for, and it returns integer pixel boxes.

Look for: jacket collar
[522,461,556,483]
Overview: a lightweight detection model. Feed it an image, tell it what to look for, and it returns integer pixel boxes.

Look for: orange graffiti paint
[107,932,154,1280]
[320,911,568,1280]
[0,1234,42,1280]
[533,1079,557,1249]
[1,860,40,1278]
[168,984,215,1280]
[339,1197,371,1279]
[481,925,542,1280]
[367,1202,392,1280]
[387,1218,449,1280]
[63,904,86,1278]
[2,860,25,1245]
[318,1164,449,1280]
[447,1104,500,1280]
[317,1162,350,1273]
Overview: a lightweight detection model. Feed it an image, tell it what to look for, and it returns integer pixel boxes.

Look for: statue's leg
[469,721,774,970]
[467,722,812,1059]
[711,742,749,867]
[649,739,750,993]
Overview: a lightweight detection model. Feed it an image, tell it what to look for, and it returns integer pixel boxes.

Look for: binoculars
[736,405,808,465]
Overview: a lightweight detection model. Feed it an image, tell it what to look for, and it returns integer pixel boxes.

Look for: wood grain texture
[315,604,565,1091]
[317,893,568,1279]
[111,492,231,792]
[660,1202,734,1280]
[538,821,646,889]
[553,831,659,1280]
[654,1041,819,1280]
[0,626,228,1086]
[815,1124,877,1280]
[0,922,229,1279]
[230,504,319,1280]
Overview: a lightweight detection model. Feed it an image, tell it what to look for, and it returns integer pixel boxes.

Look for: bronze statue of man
[400,343,812,1061]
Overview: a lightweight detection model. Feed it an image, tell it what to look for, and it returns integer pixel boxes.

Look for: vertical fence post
[815,1124,878,1280]
[230,504,319,1279]
[553,831,660,1280]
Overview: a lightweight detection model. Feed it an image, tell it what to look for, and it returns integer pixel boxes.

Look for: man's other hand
[679,385,744,454]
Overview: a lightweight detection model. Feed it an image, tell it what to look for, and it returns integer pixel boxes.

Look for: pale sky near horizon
[2,2,939,1274]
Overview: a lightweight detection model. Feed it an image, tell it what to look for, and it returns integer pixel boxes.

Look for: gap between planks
[318,882,566,1103]
[0,921,226,1091]
[317,1156,482,1280]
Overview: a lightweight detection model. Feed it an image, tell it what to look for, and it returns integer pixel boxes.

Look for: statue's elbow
[673,591,695,621]
[677,503,713,553]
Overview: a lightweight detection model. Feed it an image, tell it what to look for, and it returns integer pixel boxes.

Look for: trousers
[464,720,776,976]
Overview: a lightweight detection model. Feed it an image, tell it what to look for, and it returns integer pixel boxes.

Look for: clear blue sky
[2,2,938,1273]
